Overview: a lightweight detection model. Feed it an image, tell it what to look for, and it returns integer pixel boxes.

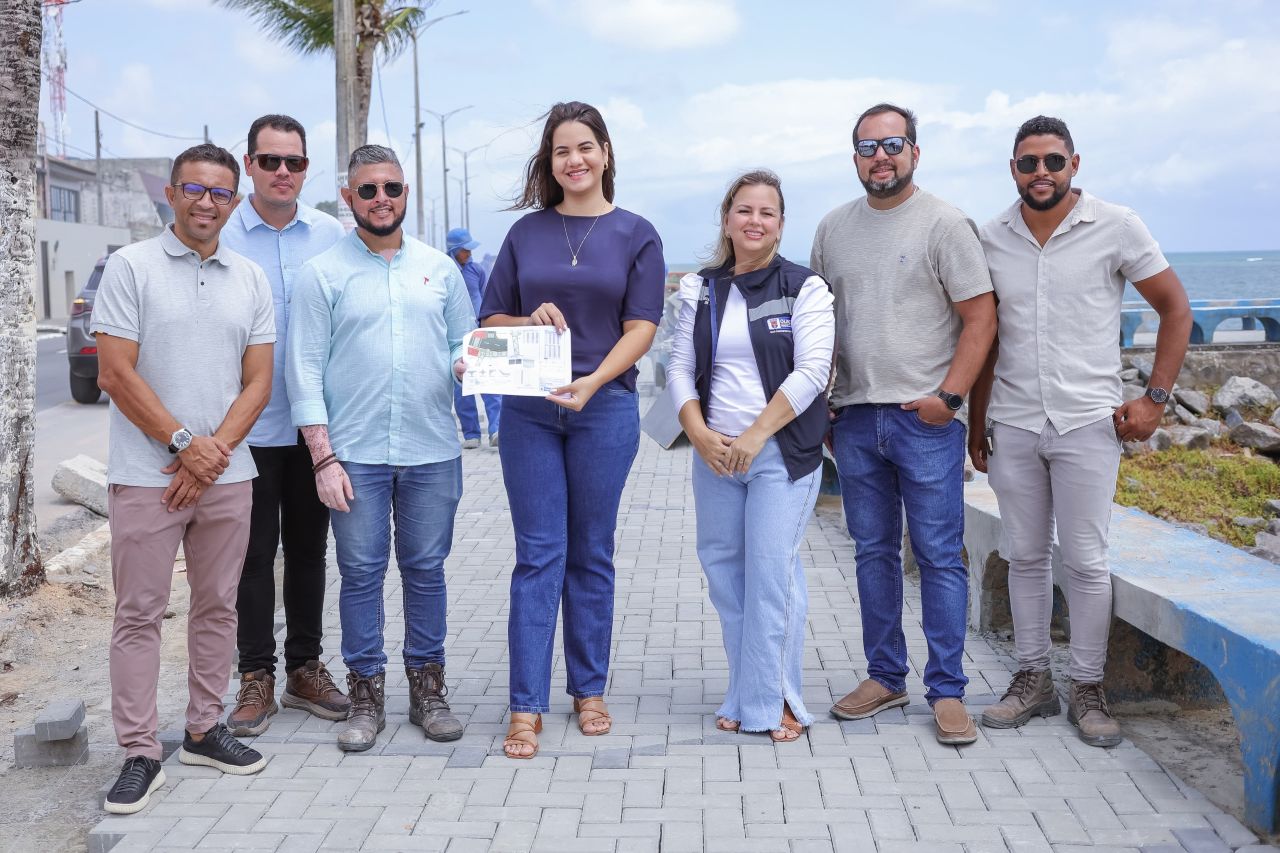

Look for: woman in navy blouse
[479,101,665,759]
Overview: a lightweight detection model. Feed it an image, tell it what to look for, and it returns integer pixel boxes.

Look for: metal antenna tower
[42,0,70,157]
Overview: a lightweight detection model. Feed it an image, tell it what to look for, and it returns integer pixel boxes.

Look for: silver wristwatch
[168,427,193,454]
[1145,387,1170,405]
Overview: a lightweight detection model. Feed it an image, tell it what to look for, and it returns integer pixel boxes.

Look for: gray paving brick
[1171,826,1232,852]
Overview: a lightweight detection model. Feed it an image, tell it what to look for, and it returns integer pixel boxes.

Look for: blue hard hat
[446,227,480,254]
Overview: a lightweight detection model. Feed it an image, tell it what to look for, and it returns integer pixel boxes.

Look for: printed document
[461,326,572,397]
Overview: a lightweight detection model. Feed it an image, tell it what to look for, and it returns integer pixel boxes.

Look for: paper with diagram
[461,326,572,396]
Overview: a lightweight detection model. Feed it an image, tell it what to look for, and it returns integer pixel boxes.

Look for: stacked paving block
[14,699,89,767]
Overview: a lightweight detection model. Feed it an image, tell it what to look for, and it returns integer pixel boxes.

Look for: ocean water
[1129,250,1280,303]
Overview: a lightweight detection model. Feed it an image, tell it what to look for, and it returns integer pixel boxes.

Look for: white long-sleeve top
[668,271,834,436]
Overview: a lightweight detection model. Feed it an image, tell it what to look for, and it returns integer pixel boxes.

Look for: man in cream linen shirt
[968,115,1191,747]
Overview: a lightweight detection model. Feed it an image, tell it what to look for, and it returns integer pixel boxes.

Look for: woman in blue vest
[667,170,834,741]
[480,102,665,759]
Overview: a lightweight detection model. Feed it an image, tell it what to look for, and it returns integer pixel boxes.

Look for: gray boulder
[1229,421,1280,454]
[1175,387,1210,415]
[1119,368,1140,383]
[1194,418,1223,438]
[1234,516,1268,529]
[1131,358,1154,381]
[1270,407,1280,430]
[1166,425,1212,450]
[51,455,108,517]
[1121,384,1146,403]
[1174,404,1197,425]
[1266,499,1280,517]
[1254,531,1280,562]
[1224,408,1246,429]
[1147,428,1173,452]
[1215,376,1278,411]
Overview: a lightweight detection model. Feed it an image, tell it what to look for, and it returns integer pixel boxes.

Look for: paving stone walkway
[88,392,1275,853]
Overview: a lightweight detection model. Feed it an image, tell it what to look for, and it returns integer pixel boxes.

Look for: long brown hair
[510,101,616,210]
[705,169,785,271]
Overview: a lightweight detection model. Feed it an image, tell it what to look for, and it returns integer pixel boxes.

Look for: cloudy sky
[42,0,1280,263]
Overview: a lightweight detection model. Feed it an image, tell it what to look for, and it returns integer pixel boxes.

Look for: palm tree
[214,0,433,147]
[0,0,44,595]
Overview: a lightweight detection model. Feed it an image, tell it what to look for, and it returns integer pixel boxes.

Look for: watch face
[938,391,963,411]
[1147,387,1170,404]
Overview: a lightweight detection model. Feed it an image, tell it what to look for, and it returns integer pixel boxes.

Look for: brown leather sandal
[503,712,541,759]
[770,704,804,743]
[572,696,612,736]
[715,716,740,732]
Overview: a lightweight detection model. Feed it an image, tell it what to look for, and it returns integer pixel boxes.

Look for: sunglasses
[254,153,309,173]
[855,136,912,158]
[173,182,235,205]
[1015,154,1070,174]
[355,181,405,200]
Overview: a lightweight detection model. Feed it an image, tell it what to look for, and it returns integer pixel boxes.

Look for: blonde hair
[704,169,785,271]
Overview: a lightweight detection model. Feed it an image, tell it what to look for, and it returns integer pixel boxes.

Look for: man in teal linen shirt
[285,145,474,752]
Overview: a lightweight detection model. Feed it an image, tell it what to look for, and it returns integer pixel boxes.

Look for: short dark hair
[853,102,918,145]
[170,143,240,187]
[247,114,307,156]
[1014,115,1074,155]
[511,101,616,211]
[347,144,401,177]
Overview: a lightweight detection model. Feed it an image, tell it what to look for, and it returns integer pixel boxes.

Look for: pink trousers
[108,481,252,759]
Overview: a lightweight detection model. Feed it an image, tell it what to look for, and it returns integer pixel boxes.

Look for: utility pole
[94,109,103,226]
[449,175,464,234]
[334,0,358,229]
[427,196,438,249]
[203,124,210,144]
[449,144,485,231]
[425,106,471,234]
[409,10,468,242]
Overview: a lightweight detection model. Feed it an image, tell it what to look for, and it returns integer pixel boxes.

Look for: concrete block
[34,699,86,742]
[14,724,88,767]
[159,728,185,761]
[86,829,125,853]
[51,454,109,516]
[1170,827,1231,853]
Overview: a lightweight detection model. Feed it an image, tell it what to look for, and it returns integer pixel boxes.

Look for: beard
[1019,178,1070,211]
[353,205,407,237]
[859,161,915,200]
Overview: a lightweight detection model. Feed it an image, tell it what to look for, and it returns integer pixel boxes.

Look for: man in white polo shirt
[968,116,1191,747]
[93,143,276,813]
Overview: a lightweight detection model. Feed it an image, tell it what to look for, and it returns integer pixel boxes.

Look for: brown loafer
[831,679,909,720]
[933,698,977,745]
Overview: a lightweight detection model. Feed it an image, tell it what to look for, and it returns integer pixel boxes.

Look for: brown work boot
[981,670,1061,729]
[337,672,385,752]
[1068,681,1121,747]
[830,679,909,720]
[227,670,277,736]
[282,660,352,721]
[407,663,464,742]
[933,698,978,745]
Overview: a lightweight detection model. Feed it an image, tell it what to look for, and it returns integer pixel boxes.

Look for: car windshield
[81,264,105,298]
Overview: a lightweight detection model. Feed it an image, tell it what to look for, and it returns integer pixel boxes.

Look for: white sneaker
[488,432,500,448]
[462,438,480,449]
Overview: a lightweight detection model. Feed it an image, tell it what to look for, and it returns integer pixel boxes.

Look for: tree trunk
[0,0,44,596]
[354,39,374,148]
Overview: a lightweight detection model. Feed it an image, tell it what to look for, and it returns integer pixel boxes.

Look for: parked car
[67,257,106,404]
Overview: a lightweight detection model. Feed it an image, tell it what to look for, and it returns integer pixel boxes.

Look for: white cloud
[600,97,647,133]
[536,0,741,49]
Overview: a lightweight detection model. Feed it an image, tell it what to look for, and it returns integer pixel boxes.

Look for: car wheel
[70,372,102,404]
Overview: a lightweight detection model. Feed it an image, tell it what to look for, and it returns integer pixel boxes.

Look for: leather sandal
[715,716,740,732]
[572,696,612,736]
[770,704,804,743]
[503,713,541,759]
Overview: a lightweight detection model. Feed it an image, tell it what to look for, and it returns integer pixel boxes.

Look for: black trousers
[236,442,330,675]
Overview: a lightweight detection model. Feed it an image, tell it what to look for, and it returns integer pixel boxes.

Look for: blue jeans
[500,388,640,713]
[328,459,462,677]
[831,404,969,702]
[693,439,819,731]
[454,383,502,440]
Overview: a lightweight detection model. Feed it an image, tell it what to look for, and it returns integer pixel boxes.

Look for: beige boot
[981,670,1060,729]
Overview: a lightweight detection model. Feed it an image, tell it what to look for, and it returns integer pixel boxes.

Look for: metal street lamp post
[424,105,472,235]
[409,10,468,241]
[448,143,486,231]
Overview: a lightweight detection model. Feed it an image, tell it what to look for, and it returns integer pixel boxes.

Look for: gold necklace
[561,213,602,267]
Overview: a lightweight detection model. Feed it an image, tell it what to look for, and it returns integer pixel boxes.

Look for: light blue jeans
[692,439,819,731]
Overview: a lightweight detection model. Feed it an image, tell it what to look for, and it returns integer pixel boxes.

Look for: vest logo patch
[765,316,792,333]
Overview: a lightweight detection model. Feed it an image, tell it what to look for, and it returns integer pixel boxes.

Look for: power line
[47,75,204,142]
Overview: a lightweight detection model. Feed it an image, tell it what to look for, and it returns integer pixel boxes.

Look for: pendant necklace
[561,212,602,267]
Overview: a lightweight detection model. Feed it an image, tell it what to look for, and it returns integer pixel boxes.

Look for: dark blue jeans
[454,383,502,440]
[500,388,640,713]
[328,459,462,677]
[831,404,969,703]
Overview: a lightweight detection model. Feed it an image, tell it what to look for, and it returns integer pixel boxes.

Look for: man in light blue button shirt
[287,144,475,752]
[219,115,350,737]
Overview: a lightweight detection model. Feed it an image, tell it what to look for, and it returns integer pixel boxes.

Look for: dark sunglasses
[254,153,309,173]
[855,136,912,158]
[355,181,405,200]
[174,182,235,205]
[1015,154,1070,174]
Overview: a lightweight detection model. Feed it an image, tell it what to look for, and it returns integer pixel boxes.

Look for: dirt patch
[0,571,196,853]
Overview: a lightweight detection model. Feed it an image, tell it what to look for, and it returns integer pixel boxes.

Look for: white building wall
[33,219,131,320]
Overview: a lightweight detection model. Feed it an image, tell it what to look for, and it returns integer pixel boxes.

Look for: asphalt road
[35,332,79,412]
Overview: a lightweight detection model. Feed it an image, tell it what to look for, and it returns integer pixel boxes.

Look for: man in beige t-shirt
[811,103,996,746]
[968,116,1190,747]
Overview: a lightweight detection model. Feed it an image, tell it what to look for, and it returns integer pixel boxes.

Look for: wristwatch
[935,389,963,411]
[1145,387,1170,405]
[167,427,194,454]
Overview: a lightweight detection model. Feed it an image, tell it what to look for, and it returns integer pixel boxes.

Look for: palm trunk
[0,0,44,595]
[354,39,375,148]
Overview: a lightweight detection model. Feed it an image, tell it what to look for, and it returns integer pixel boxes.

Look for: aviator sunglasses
[254,153,309,173]
[173,182,235,205]
[1015,153,1070,174]
[355,181,405,200]
[855,136,913,158]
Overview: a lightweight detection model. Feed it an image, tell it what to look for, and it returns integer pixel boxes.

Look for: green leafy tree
[214,0,432,146]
